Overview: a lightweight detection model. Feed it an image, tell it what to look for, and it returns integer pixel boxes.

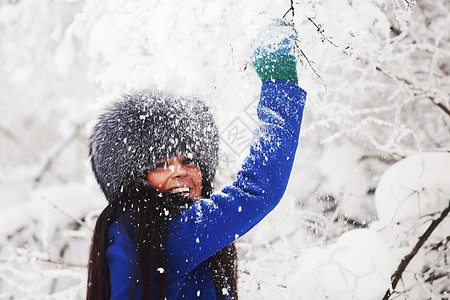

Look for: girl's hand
[251,19,298,85]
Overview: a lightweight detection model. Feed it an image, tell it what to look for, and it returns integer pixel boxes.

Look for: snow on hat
[89,90,219,203]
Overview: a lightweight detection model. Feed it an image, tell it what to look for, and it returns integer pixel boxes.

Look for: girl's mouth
[168,186,191,196]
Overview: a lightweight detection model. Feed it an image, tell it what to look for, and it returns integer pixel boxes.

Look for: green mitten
[252,19,298,85]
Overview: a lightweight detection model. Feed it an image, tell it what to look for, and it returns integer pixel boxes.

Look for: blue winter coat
[106,80,307,299]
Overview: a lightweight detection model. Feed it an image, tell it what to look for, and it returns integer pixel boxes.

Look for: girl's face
[147,156,203,198]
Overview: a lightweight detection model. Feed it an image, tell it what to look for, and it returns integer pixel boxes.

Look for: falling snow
[1,0,449,299]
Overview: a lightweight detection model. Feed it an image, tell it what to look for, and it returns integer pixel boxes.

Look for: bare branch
[291,0,294,18]
[383,200,450,300]
[281,2,330,91]
[282,7,292,20]
[1,253,86,269]
[47,200,92,232]
[33,123,83,186]
[0,125,22,145]
[429,235,450,251]
[282,0,295,19]
[375,66,450,118]
[1,247,87,269]
[404,0,416,10]
[424,271,448,283]
[306,17,338,47]
[428,96,450,117]
[35,256,86,269]
[0,124,39,159]
[295,40,327,91]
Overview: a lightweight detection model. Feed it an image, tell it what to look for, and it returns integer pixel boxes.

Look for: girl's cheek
[147,171,169,189]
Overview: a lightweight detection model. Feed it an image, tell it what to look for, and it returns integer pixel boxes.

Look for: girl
[87,20,307,299]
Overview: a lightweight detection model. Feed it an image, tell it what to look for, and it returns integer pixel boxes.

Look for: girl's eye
[182,158,197,166]
[154,162,167,169]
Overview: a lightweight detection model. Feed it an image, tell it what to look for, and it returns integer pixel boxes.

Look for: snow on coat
[107,80,307,299]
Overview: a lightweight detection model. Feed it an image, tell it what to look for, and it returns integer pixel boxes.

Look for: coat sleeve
[165,80,307,275]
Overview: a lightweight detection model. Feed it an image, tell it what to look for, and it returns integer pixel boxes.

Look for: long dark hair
[86,181,237,300]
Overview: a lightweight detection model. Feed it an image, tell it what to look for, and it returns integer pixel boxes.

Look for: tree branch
[281,2,330,91]
[306,17,338,47]
[1,248,87,269]
[35,256,86,268]
[404,0,416,10]
[429,96,450,117]
[383,200,450,300]
[295,40,327,91]
[424,271,448,283]
[47,200,92,231]
[33,123,83,186]
[0,124,39,159]
[375,66,450,118]
[282,0,294,19]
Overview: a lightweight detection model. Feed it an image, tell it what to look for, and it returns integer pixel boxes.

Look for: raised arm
[166,19,306,276]
[165,79,306,275]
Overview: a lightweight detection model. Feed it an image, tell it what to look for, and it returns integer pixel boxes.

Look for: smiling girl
[147,156,203,198]
[87,20,307,300]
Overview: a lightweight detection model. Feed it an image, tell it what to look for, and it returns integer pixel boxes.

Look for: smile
[169,186,191,195]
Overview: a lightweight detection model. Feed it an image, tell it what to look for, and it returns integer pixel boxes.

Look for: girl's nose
[170,158,188,178]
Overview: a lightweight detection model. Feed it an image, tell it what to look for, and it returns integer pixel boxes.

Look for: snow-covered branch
[383,200,450,300]
[375,65,450,118]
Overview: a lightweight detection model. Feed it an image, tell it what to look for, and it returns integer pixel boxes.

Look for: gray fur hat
[89,90,219,202]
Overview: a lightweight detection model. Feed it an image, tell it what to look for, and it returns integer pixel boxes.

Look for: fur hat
[89,90,219,202]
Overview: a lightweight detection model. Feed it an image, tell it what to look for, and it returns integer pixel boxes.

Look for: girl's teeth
[169,187,190,194]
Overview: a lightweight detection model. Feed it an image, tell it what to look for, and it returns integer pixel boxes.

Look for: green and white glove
[251,19,298,85]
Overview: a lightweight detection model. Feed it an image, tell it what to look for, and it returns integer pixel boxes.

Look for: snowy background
[1,0,449,299]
